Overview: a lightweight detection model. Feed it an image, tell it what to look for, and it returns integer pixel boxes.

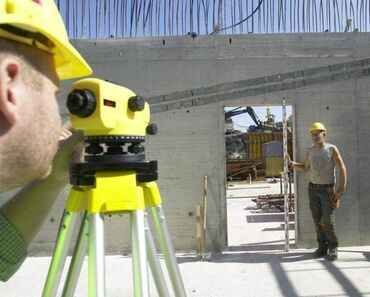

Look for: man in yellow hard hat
[0,0,92,281]
[289,122,347,261]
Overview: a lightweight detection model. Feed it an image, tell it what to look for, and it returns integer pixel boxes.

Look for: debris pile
[225,130,247,159]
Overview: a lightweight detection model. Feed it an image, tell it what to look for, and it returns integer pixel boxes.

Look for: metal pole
[282,98,290,252]
[150,205,186,297]
[62,212,89,297]
[131,210,150,297]
[42,211,79,297]
[88,213,106,297]
[144,213,171,297]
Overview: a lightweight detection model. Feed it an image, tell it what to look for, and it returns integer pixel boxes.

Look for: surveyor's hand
[49,121,84,184]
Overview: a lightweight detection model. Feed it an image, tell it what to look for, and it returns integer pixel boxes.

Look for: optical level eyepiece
[67,89,96,118]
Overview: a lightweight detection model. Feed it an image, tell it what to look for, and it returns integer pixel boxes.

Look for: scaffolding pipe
[282,98,290,252]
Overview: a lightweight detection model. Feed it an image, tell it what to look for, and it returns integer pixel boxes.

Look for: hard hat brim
[53,39,93,80]
[0,19,92,80]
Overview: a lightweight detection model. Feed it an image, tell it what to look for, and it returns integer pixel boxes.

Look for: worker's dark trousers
[308,183,338,249]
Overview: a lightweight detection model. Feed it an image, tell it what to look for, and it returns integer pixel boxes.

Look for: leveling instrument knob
[128,144,145,154]
[146,123,158,135]
[128,96,145,111]
[67,89,96,118]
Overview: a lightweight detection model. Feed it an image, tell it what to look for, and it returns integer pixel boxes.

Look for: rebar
[56,0,370,38]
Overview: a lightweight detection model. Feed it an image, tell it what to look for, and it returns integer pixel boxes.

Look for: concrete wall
[2,33,370,254]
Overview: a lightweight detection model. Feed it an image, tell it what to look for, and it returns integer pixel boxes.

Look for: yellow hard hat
[309,122,326,132]
[0,0,92,80]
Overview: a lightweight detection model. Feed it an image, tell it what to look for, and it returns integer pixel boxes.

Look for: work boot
[328,248,338,261]
[313,244,328,258]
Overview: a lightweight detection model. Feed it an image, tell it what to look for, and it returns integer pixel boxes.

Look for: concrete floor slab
[1,181,369,297]
[1,248,370,297]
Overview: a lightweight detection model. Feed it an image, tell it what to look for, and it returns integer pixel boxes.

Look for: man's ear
[0,58,21,125]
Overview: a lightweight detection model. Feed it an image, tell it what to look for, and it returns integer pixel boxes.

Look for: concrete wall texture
[2,33,370,254]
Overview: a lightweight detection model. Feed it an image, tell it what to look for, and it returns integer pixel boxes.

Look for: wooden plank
[195,206,202,258]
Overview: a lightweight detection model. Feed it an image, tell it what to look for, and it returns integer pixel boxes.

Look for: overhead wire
[210,0,264,34]
[57,0,370,38]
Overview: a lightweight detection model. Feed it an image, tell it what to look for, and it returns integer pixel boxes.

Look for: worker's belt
[308,182,334,190]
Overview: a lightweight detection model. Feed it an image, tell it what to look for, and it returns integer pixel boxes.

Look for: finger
[62,120,80,134]
[62,120,73,130]
[59,128,72,140]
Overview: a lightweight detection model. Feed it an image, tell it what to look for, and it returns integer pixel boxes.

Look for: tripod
[42,153,187,297]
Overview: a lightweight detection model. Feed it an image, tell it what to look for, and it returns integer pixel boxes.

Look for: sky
[225,105,292,132]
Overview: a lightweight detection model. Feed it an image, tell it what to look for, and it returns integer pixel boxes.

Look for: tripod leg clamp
[66,187,89,212]
[141,182,162,207]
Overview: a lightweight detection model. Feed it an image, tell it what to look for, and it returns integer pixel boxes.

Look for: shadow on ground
[176,244,370,297]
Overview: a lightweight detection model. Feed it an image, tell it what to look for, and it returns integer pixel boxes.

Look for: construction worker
[0,0,92,281]
[289,122,347,261]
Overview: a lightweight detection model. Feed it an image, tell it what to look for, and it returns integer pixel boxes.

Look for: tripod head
[67,78,158,163]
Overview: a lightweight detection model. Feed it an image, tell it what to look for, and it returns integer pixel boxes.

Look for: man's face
[310,130,325,145]
[24,69,61,179]
[0,56,61,190]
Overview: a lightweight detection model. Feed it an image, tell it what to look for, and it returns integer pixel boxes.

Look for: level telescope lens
[67,89,96,118]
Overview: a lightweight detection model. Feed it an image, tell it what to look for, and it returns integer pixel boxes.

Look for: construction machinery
[224,106,280,133]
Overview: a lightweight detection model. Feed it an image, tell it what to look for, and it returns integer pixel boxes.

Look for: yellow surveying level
[42,79,186,297]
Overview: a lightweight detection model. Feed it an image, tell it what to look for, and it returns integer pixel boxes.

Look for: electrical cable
[209,0,264,34]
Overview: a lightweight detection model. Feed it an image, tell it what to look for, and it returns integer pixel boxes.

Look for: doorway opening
[224,105,295,251]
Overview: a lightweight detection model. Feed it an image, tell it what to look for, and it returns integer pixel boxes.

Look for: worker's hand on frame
[49,121,85,184]
[285,154,293,167]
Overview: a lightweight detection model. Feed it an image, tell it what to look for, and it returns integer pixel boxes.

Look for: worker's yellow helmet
[309,122,326,132]
[0,0,92,80]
